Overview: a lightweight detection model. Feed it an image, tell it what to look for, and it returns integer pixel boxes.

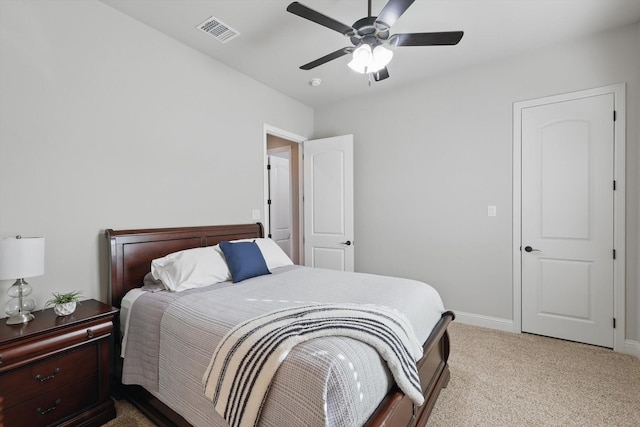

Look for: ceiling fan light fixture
[371,44,393,69]
[348,43,393,74]
[347,57,366,73]
[348,44,372,74]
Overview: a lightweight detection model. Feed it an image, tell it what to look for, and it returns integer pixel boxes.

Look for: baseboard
[452,311,514,332]
[624,339,640,358]
[454,311,639,358]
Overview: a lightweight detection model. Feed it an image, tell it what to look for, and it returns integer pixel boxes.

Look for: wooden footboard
[365,311,454,427]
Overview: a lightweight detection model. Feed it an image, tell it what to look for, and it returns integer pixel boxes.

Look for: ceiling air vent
[197,16,240,43]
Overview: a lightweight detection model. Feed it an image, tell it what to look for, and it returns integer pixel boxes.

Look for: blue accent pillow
[219,240,271,283]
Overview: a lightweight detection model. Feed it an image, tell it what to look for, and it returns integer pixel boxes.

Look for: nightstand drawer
[1,373,99,427]
[0,319,112,372]
[0,344,98,409]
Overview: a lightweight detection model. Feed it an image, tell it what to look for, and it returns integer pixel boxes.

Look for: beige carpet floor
[102,398,155,427]
[427,323,640,426]
[103,322,640,426]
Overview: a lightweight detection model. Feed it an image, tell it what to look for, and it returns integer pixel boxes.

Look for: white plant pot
[54,302,77,316]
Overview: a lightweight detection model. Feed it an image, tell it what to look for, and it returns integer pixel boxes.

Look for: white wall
[0,0,313,310]
[637,23,640,350]
[315,23,640,341]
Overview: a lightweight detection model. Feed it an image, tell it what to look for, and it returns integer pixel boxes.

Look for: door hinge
[613,180,617,191]
[613,110,617,121]
[267,199,272,205]
[267,233,272,238]
[267,164,271,170]
[613,249,616,259]
[613,318,616,328]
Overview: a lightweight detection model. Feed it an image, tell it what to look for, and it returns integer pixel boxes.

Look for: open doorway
[265,130,303,265]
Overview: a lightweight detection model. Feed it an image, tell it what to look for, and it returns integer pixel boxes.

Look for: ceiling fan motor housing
[350,16,390,47]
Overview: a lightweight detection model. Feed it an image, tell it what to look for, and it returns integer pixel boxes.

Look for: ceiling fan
[286,0,463,82]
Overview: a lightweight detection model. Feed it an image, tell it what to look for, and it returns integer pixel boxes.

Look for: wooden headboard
[105,223,263,308]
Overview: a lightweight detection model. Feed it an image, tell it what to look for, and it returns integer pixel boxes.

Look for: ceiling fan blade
[375,0,416,29]
[287,2,354,36]
[372,67,390,81]
[300,48,351,70]
[391,31,464,47]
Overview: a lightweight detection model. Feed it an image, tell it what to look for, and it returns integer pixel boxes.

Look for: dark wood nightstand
[0,299,118,426]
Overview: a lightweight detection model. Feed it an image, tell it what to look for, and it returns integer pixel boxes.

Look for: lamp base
[6,312,35,325]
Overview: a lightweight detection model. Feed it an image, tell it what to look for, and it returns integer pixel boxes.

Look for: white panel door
[521,94,614,348]
[268,153,293,258]
[303,135,354,271]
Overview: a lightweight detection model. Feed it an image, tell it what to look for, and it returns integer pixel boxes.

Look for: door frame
[512,84,626,352]
[263,124,306,264]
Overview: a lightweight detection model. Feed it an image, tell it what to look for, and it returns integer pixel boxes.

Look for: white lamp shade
[371,45,393,71]
[0,237,45,279]
[348,44,373,74]
[347,57,366,73]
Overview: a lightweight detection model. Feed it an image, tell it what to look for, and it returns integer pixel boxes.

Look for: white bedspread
[121,265,445,427]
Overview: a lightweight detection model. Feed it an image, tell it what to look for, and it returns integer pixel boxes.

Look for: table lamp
[0,235,45,325]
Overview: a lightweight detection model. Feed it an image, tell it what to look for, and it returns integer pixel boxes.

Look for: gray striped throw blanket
[202,303,425,427]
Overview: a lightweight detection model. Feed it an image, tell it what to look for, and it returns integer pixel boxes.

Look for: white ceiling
[100,0,640,108]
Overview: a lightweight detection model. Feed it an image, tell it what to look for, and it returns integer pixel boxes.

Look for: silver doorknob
[341,240,352,246]
[524,246,541,252]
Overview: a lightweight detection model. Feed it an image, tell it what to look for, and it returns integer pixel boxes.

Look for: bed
[106,223,454,427]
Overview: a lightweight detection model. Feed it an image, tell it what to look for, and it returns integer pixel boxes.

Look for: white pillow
[151,246,230,292]
[231,238,294,271]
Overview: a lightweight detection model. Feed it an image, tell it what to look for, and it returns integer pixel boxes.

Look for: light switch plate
[488,205,497,217]
[252,210,261,220]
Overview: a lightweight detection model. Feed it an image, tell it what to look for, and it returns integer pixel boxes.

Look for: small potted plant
[45,291,82,316]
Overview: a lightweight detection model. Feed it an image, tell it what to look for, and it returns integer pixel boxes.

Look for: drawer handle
[87,328,94,338]
[36,398,61,416]
[35,367,61,382]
